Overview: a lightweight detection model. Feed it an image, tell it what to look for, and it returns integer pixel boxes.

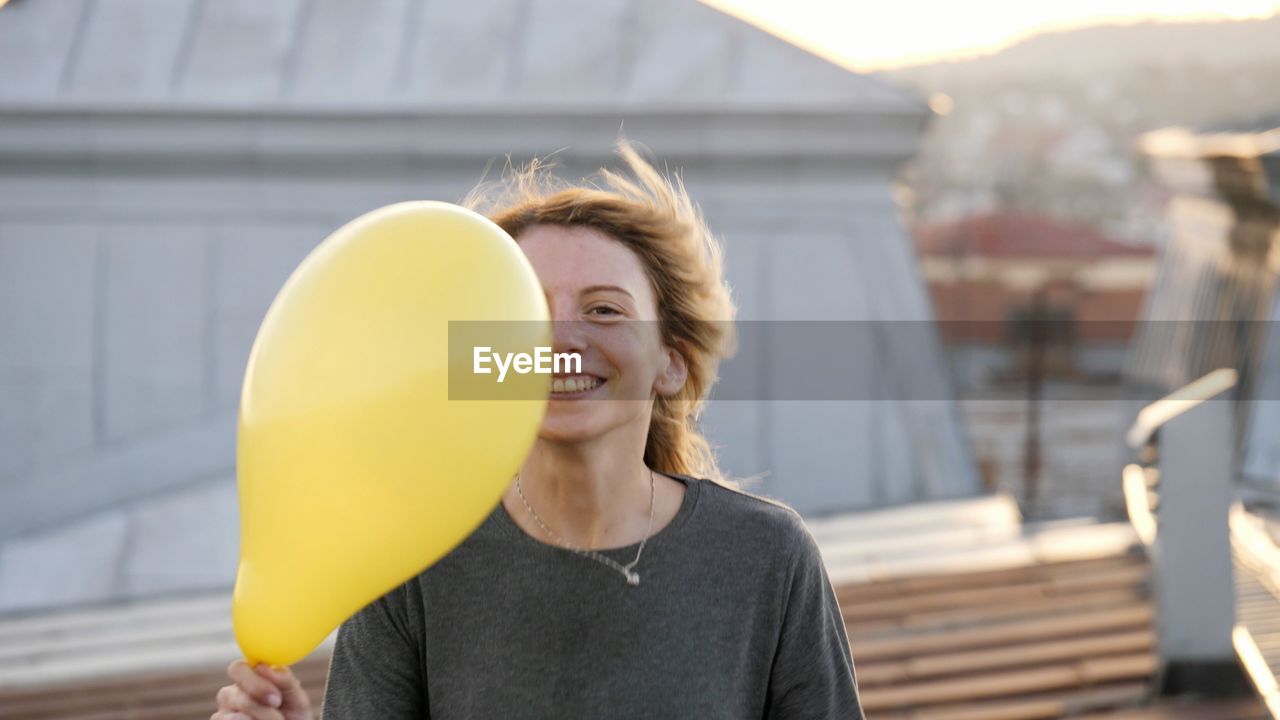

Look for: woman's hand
[211,660,314,720]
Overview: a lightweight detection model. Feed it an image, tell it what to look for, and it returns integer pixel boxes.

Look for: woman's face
[518,224,687,444]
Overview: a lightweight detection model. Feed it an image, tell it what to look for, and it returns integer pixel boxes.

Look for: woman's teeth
[551,376,601,394]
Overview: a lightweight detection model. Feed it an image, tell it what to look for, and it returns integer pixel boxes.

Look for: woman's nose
[550,318,587,355]
[547,300,586,351]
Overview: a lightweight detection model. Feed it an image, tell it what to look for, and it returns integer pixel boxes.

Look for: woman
[212,143,863,720]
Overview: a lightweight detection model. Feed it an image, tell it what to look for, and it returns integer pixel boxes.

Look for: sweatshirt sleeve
[765,519,865,720]
[321,581,428,719]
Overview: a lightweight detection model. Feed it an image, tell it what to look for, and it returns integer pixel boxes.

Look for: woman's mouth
[550,375,605,398]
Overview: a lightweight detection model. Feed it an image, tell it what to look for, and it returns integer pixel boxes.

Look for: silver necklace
[514,469,656,587]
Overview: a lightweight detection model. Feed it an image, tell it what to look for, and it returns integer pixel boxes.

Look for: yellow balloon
[233,201,549,666]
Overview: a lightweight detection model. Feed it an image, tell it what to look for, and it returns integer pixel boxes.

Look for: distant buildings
[911,211,1157,520]
[915,211,1154,388]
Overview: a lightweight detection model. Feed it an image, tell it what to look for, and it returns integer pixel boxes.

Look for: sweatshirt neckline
[493,472,702,559]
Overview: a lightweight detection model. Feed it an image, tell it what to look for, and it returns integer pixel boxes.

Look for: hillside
[886,15,1280,88]
[881,15,1280,239]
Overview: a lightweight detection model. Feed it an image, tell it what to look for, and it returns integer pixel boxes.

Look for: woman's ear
[654,345,688,397]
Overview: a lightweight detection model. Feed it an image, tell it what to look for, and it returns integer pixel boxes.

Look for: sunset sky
[704,0,1280,71]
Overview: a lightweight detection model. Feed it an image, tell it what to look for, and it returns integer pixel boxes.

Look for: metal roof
[0,0,924,115]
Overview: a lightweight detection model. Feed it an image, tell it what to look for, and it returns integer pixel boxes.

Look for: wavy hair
[463,141,737,481]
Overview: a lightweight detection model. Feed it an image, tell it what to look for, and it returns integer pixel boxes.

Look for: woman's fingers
[254,664,313,712]
[215,684,285,720]
[218,659,312,720]
[226,660,284,708]
[210,713,253,720]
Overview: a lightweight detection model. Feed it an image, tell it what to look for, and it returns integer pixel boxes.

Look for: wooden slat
[833,554,1144,604]
[845,588,1146,638]
[860,653,1159,711]
[851,604,1154,661]
[0,596,231,644]
[826,522,1140,586]
[839,563,1148,621]
[856,629,1156,686]
[0,618,234,663]
[0,655,330,720]
[1074,696,1269,719]
[0,593,335,692]
[871,682,1152,720]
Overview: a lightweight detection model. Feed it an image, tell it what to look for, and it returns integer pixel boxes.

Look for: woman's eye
[588,306,621,317]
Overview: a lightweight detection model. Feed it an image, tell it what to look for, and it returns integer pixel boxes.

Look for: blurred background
[0,0,1278,717]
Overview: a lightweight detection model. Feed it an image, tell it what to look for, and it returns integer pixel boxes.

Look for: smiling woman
[211,141,865,720]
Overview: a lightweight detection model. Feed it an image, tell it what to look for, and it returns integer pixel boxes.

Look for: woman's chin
[537,423,606,444]
[536,391,651,444]
[537,408,615,443]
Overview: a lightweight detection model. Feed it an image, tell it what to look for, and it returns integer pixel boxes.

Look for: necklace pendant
[626,571,640,586]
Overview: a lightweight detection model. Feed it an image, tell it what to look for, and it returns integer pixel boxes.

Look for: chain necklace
[514,469,656,587]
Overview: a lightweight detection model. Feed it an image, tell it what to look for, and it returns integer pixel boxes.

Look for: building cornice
[0,107,927,171]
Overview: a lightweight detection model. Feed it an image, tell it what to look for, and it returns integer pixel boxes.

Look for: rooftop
[915,213,1154,261]
[0,0,923,115]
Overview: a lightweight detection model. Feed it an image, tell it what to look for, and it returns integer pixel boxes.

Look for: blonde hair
[464,142,737,481]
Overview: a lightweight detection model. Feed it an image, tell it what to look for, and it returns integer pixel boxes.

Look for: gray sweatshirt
[322,474,864,719]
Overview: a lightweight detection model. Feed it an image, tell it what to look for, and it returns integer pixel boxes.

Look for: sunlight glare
[701,0,1280,70]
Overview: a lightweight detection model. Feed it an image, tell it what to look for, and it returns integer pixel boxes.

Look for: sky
[703,0,1280,71]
